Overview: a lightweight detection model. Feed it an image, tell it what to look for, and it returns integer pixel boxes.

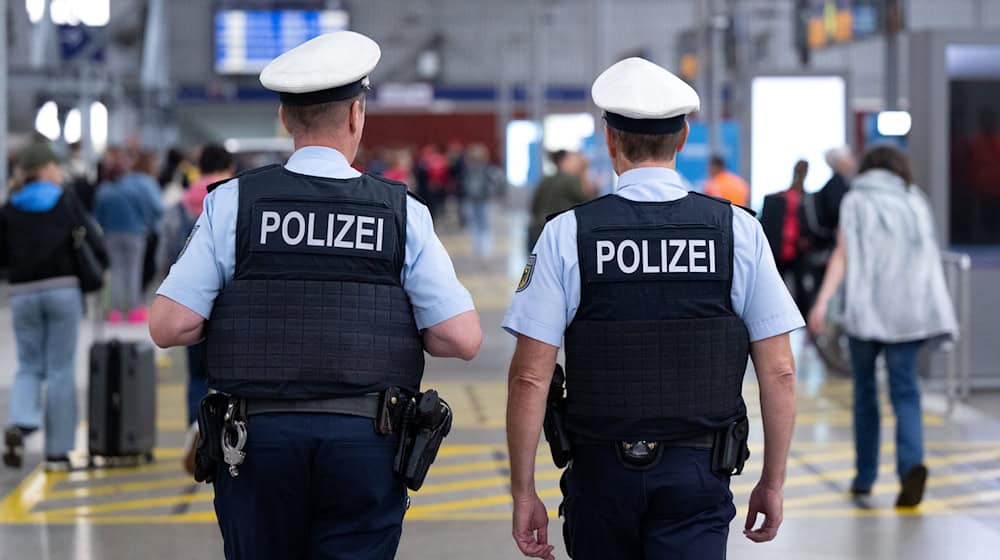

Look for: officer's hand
[744,483,783,543]
[807,301,827,337]
[512,494,555,559]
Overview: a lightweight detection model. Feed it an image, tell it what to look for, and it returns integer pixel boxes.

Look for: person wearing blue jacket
[1,143,108,471]
[94,148,163,323]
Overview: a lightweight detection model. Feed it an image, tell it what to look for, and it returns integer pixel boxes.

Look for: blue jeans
[213,413,406,560]
[561,445,734,559]
[462,199,492,258]
[848,338,925,491]
[7,287,83,457]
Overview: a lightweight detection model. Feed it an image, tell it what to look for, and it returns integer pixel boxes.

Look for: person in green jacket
[528,151,593,251]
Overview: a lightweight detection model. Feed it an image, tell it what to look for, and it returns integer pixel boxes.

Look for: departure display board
[214,9,349,74]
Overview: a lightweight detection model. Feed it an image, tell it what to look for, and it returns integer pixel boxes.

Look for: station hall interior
[1,0,1000,559]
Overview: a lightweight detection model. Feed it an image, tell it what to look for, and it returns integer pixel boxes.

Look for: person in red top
[382,148,416,190]
[760,160,810,313]
[182,145,236,219]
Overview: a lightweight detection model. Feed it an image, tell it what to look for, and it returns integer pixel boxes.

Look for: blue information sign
[214,9,349,74]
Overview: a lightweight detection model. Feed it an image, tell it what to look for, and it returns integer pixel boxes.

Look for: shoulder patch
[176,224,199,262]
[516,254,537,292]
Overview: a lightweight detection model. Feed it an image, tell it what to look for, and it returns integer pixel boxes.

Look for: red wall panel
[362,112,499,159]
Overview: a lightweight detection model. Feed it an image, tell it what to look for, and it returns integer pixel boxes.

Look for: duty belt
[570,433,715,449]
[246,394,382,418]
[571,433,716,470]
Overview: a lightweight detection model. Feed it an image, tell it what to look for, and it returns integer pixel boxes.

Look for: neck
[292,134,356,162]
[614,159,675,176]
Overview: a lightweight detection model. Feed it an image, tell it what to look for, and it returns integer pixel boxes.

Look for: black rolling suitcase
[88,340,157,464]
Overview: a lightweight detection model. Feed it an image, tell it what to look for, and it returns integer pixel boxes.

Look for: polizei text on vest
[260,210,386,251]
[596,239,717,274]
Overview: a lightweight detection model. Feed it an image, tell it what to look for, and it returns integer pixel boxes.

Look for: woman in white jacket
[809,145,958,508]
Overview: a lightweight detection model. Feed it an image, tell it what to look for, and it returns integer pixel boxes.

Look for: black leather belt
[246,394,382,418]
[570,433,715,450]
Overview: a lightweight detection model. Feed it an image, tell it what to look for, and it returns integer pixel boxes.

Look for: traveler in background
[806,146,856,252]
[182,144,236,221]
[94,148,163,324]
[416,144,452,219]
[159,146,199,192]
[64,142,97,212]
[131,151,166,292]
[809,145,958,508]
[461,143,506,261]
[794,147,856,315]
[528,150,592,251]
[1,143,108,471]
[448,141,467,227]
[760,160,810,314]
[382,148,416,190]
[705,154,750,207]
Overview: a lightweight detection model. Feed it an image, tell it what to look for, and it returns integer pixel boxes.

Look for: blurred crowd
[0,131,954,480]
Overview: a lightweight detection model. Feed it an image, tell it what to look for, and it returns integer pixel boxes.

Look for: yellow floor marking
[410,511,513,521]
[732,449,1000,494]
[791,411,944,427]
[63,461,181,483]
[408,487,561,517]
[436,445,506,458]
[929,488,1000,508]
[8,511,219,525]
[417,470,561,496]
[0,467,54,523]
[780,468,1000,509]
[42,476,198,501]
[430,459,510,476]
[36,491,210,517]
[156,420,191,431]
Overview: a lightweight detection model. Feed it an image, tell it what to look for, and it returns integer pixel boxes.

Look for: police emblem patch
[516,254,537,292]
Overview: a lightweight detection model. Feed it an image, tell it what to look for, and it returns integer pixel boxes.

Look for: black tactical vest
[563,192,750,441]
[204,165,425,398]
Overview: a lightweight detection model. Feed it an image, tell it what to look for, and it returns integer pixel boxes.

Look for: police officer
[149,31,481,559]
[503,58,802,559]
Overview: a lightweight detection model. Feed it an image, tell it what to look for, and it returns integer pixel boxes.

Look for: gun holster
[543,364,573,469]
[711,416,751,476]
[393,389,453,491]
[194,393,230,483]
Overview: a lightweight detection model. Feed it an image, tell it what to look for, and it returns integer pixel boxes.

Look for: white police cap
[591,57,700,134]
[260,31,381,106]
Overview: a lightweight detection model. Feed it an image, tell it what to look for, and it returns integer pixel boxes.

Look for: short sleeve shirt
[503,167,804,347]
[156,146,474,330]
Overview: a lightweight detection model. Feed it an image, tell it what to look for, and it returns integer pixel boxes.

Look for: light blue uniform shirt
[157,146,474,330]
[503,167,804,347]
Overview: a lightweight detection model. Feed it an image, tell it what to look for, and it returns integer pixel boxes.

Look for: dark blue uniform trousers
[561,445,736,560]
[213,413,407,560]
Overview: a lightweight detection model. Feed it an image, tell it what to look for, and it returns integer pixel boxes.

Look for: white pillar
[30,0,55,69]
[0,0,7,201]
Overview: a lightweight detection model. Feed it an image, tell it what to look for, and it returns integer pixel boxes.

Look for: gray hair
[825,146,852,168]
